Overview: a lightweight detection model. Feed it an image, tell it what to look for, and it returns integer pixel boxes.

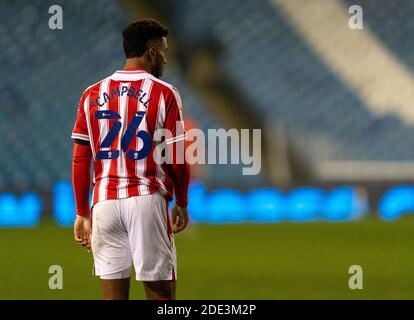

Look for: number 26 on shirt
[95,110,152,161]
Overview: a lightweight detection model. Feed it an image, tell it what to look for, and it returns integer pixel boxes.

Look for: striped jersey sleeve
[71,91,90,142]
[164,87,186,145]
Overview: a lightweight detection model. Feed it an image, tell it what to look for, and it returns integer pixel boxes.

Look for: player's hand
[171,204,188,234]
[74,215,92,251]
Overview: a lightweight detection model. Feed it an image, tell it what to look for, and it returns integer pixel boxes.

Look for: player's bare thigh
[101,278,130,300]
[100,278,175,300]
[143,280,176,300]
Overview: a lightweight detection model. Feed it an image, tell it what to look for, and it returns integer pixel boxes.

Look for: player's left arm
[161,87,190,233]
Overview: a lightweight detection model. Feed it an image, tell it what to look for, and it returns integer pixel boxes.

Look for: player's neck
[123,58,151,73]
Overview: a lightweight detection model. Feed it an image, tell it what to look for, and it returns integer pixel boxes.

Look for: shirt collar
[116,68,148,73]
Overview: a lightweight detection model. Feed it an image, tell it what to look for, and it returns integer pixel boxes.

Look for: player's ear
[148,47,157,60]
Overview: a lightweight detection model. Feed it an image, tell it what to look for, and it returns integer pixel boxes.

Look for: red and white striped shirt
[71,68,187,208]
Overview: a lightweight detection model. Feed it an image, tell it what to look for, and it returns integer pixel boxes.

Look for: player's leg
[143,280,176,300]
[91,200,133,300]
[123,193,177,300]
[100,278,130,300]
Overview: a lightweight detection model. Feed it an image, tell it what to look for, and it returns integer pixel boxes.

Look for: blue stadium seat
[286,187,323,222]
[172,0,414,163]
[247,188,285,222]
[322,187,368,221]
[207,188,248,223]
[379,185,414,220]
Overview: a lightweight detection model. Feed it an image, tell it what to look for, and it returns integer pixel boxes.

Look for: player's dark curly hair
[122,19,169,58]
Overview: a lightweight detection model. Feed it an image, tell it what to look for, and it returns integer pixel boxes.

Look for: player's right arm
[71,92,92,250]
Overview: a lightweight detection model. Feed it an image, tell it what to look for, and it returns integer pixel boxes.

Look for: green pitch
[1,218,414,299]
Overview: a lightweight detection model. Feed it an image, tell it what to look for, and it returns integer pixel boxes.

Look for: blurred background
[1,0,414,299]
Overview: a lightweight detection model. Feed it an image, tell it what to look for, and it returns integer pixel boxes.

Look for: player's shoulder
[79,75,111,100]
[148,75,181,99]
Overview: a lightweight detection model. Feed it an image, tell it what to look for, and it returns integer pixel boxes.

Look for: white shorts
[91,192,177,281]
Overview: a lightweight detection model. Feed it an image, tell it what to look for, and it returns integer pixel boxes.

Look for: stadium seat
[379,185,414,220]
[207,188,248,223]
[322,186,369,222]
[286,187,323,222]
[247,188,285,222]
[172,0,414,163]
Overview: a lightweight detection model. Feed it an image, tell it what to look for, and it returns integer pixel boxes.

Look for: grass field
[1,218,414,299]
